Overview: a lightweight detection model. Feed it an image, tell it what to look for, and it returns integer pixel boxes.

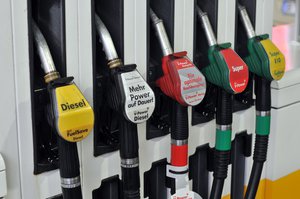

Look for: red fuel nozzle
[156,51,206,106]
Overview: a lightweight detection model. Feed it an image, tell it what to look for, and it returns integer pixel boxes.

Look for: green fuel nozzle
[196,6,249,95]
[196,5,251,199]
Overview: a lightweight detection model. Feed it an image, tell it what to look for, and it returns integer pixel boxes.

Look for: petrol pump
[196,6,249,199]
[32,20,94,199]
[237,4,285,199]
[150,8,206,199]
[94,14,156,199]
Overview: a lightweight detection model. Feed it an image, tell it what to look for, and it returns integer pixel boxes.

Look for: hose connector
[32,20,60,83]
[149,8,173,56]
[238,4,256,39]
[196,6,217,47]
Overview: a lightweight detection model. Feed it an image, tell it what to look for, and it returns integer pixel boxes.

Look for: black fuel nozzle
[95,14,156,199]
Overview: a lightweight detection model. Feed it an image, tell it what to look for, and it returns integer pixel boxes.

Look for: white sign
[121,70,155,123]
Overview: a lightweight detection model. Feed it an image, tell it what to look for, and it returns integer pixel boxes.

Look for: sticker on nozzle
[54,84,94,142]
[172,58,206,106]
[260,39,285,80]
[121,70,155,123]
[220,49,249,93]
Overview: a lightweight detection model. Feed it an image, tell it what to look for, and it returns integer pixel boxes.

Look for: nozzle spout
[149,8,173,56]
[95,14,119,61]
[196,6,217,47]
[238,4,256,39]
[32,20,57,75]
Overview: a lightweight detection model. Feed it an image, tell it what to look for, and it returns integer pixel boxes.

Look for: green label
[256,116,271,136]
[216,129,232,151]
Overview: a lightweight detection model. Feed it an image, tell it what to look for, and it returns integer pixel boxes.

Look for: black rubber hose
[171,101,188,140]
[244,76,271,199]
[210,150,231,199]
[244,162,264,199]
[216,89,233,125]
[119,116,140,199]
[244,135,269,199]
[210,179,225,199]
[210,89,232,199]
[58,137,82,199]
[254,76,271,112]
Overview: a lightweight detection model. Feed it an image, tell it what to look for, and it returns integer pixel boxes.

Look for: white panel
[11,0,82,198]
[267,102,300,180]
[77,0,94,197]
[256,0,275,36]
[0,0,24,198]
[217,0,236,44]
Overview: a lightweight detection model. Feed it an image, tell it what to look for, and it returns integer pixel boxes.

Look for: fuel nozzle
[94,13,155,124]
[237,4,285,81]
[32,20,94,199]
[150,8,204,199]
[237,4,286,199]
[150,8,206,107]
[32,21,60,83]
[94,14,156,199]
[32,20,94,142]
[195,5,249,94]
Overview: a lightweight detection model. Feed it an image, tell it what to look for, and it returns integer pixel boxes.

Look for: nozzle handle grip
[216,89,233,125]
[255,76,271,112]
[119,116,140,199]
[171,102,188,141]
[58,137,82,199]
[119,116,139,159]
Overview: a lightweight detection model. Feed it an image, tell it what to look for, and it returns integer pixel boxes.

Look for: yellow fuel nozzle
[49,78,94,142]
[32,20,94,142]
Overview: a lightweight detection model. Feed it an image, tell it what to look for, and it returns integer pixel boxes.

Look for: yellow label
[260,39,285,80]
[55,84,94,142]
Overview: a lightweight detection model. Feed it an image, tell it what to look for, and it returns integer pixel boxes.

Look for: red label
[220,49,249,93]
[171,144,188,166]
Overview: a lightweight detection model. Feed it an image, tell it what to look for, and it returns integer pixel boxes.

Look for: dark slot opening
[189,144,210,199]
[92,0,124,156]
[92,175,121,199]
[144,159,168,199]
[192,0,219,126]
[28,0,66,175]
[146,0,175,140]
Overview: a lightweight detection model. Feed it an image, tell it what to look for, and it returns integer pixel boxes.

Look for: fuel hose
[150,9,205,199]
[237,4,279,199]
[95,14,141,199]
[32,20,85,199]
[196,5,250,198]
[196,6,234,199]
